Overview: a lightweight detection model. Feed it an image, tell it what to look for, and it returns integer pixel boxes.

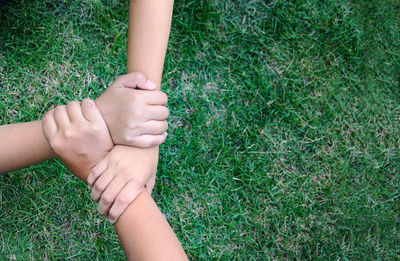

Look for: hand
[87,145,159,224]
[95,72,169,147]
[42,99,113,181]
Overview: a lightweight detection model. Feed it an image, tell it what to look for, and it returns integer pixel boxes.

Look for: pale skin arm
[70,158,187,260]
[0,120,55,174]
[127,0,173,86]
[0,114,187,260]
[1,0,186,258]
[112,0,187,260]
[0,72,167,175]
[0,0,173,174]
[90,0,175,220]
[115,191,188,260]
[42,101,187,260]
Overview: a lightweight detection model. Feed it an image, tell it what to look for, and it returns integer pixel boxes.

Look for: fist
[42,99,113,181]
[95,72,169,147]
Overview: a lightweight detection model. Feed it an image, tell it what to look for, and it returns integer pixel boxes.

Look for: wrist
[40,119,57,158]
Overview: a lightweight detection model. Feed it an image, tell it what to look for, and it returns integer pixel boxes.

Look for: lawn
[0,0,399,259]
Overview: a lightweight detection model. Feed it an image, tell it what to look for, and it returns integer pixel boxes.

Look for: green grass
[1,0,399,259]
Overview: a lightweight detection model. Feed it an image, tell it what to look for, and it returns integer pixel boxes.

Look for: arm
[0,71,168,175]
[0,120,55,174]
[90,0,185,258]
[43,101,187,260]
[127,0,174,87]
[115,191,187,260]
[115,1,185,259]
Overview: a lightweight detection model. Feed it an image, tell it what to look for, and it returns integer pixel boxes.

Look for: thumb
[118,72,154,90]
[136,79,157,90]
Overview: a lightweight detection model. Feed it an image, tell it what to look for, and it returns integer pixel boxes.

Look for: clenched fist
[95,72,169,147]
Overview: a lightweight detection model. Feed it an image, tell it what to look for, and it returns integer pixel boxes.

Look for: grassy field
[0,0,399,259]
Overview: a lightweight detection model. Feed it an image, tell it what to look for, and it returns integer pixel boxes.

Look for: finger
[117,72,147,89]
[53,105,70,128]
[144,91,168,105]
[108,181,145,224]
[139,120,168,135]
[87,157,109,188]
[97,175,128,216]
[129,133,167,148]
[145,106,169,121]
[81,98,104,123]
[136,79,156,90]
[66,101,86,123]
[90,169,115,202]
[42,110,57,138]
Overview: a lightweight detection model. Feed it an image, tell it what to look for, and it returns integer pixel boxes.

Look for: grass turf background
[0,0,399,259]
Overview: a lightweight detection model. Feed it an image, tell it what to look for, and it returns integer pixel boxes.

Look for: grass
[0,0,399,259]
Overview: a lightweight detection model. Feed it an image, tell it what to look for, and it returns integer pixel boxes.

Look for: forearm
[115,1,186,260]
[127,0,174,88]
[125,0,174,162]
[115,192,187,261]
[0,120,55,174]
[65,146,186,260]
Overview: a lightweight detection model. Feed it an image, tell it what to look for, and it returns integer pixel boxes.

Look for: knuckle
[129,94,141,104]
[108,210,118,221]
[160,92,168,104]
[138,136,152,147]
[164,107,170,118]
[94,182,106,192]
[162,121,169,131]
[116,192,131,206]
[90,192,98,202]
[78,124,88,134]
[126,100,140,112]
[123,132,134,144]
[146,136,159,147]
[127,119,138,130]
[101,193,114,205]
[97,206,107,216]
[62,128,74,139]
[89,123,101,133]
[135,94,144,102]
[50,139,62,153]
[133,110,144,119]
[129,174,141,185]
[87,177,94,187]
[128,136,142,146]
[113,158,125,171]
[133,72,146,82]
[150,140,159,147]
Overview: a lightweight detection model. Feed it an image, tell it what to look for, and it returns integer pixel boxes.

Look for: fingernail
[88,184,92,190]
[83,98,93,105]
[165,132,168,137]
[146,80,156,89]
[108,217,115,225]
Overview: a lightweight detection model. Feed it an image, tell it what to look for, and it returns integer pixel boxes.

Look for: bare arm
[115,191,187,260]
[127,0,174,87]
[0,120,55,174]
[115,0,187,259]
[43,103,187,260]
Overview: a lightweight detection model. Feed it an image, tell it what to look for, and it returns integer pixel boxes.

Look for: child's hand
[87,145,158,224]
[95,72,169,147]
[42,99,113,181]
